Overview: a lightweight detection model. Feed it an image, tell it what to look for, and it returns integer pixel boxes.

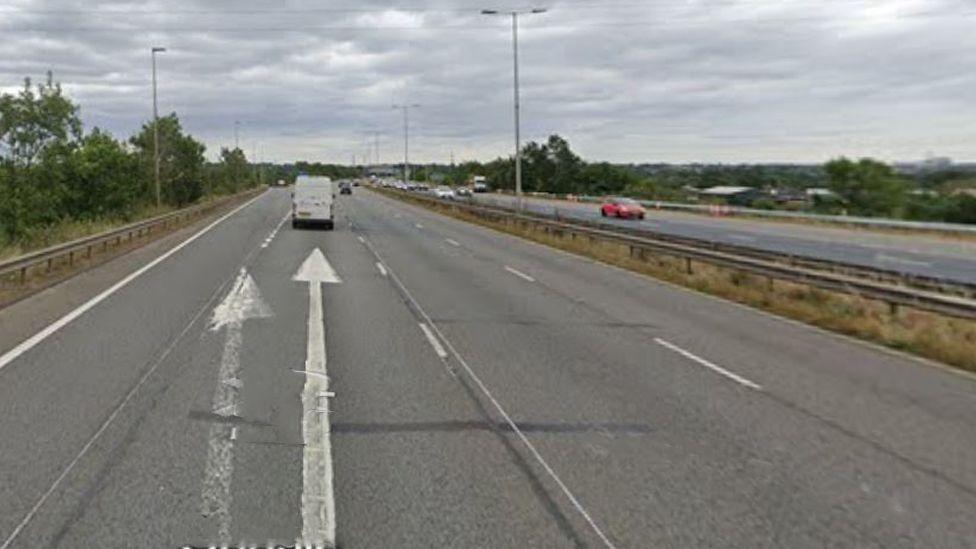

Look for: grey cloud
[0,0,973,163]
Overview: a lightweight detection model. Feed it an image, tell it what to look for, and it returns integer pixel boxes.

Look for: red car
[601,197,646,219]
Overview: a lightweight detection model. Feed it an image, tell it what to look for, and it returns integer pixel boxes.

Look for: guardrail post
[889,302,899,316]
[47,258,52,273]
[685,258,693,275]
[86,244,92,259]
[20,266,26,283]
[68,251,73,265]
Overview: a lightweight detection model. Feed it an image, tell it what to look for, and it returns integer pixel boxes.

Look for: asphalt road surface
[1,187,975,548]
[471,193,976,285]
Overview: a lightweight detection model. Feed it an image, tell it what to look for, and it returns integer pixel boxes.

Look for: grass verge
[389,190,976,374]
[0,188,265,309]
[0,192,246,261]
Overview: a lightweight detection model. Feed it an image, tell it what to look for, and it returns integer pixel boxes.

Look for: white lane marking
[504,265,536,283]
[875,253,931,268]
[261,212,290,248]
[293,248,342,547]
[415,223,424,229]
[201,268,273,540]
[419,322,448,359]
[0,191,267,373]
[357,236,365,243]
[294,248,342,284]
[728,234,756,242]
[445,238,461,247]
[654,338,762,390]
[359,235,617,549]
[0,270,240,549]
[376,262,388,277]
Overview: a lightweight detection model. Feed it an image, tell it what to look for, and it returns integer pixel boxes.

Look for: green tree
[130,113,206,206]
[945,195,976,224]
[66,129,139,219]
[824,157,909,216]
[0,73,81,168]
[579,162,638,195]
[0,73,83,240]
[212,147,251,194]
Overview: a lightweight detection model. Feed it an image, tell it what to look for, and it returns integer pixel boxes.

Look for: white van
[292,175,336,229]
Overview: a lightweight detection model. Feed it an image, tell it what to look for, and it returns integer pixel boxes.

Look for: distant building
[805,187,838,199]
[770,188,808,206]
[894,156,953,175]
[696,186,764,206]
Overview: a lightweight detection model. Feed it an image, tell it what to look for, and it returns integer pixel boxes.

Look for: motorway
[1,187,976,548]
[471,193,976,285]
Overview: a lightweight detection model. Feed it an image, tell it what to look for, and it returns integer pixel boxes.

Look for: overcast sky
[1,0,974,164]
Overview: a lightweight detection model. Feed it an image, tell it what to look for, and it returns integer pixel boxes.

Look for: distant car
[276,179,287,187]
[455,187,472,197]
[601,197,646,219]
[473,182,488,193]
[339,182,352,195]
[433,186,455,200]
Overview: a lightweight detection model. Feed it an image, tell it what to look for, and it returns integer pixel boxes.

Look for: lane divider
[504,265,536,283]
[376,262,388,277]
[445,238,461,247]
[260,211,291,249]
[654,338,762,390]
[356,232,618,549]
[0,191,267,373]
[419,322,448,359]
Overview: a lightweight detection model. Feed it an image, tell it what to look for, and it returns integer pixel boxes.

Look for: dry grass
[392,191,976,373]
[0,189,262,308]
[0,193,238,261]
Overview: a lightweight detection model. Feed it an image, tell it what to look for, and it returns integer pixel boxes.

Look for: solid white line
[654,338,762,390]
[0,191,267,373]
[876,253,931,267]
[418,322,448,359]
[504,265,536,283]
[0,268,239,549]
[376,262,388,277]
[300,282,336,547]
[357,236,365,243]
[415,223,424,229]
[360,235,616,549]
[445,238,461,247]
[728,234,756,242]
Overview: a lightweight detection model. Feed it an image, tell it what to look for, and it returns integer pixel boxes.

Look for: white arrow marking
[293,247,342,284]
[294,248,341,547]
[201,268,272,541]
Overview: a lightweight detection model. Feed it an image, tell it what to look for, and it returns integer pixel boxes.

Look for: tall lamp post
[392,104,420,184]
[151,46,166,208]
[481,8,546,211]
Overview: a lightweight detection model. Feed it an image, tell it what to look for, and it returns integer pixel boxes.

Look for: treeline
[0,74,264,247]
[419,134,976,224]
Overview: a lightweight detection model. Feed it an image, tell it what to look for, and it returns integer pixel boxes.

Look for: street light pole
[482,8,546,211]
[392,104,420,184]
[151,46,166,208]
